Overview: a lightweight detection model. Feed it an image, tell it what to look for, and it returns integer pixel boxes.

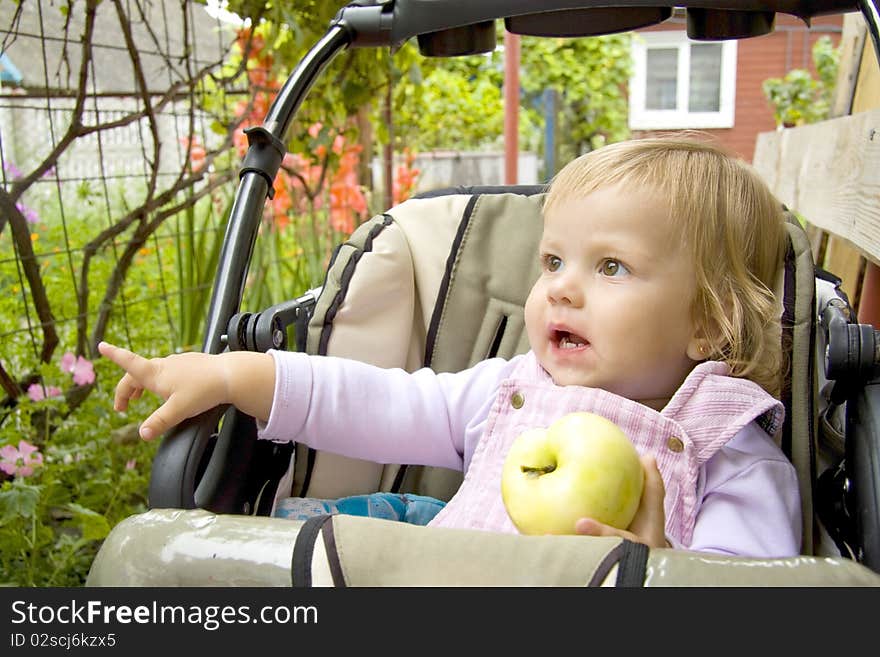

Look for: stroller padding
[425,191,544,373]
[782,219,820,553]
[86,508,880,587]
[293,190,545,502]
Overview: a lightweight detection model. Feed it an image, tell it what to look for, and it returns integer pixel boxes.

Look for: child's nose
[547,272,583,306]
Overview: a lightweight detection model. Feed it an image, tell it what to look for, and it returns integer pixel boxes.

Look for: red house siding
[632,13,844,162]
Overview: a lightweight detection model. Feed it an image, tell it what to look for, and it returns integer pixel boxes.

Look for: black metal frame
[145,0,880,571]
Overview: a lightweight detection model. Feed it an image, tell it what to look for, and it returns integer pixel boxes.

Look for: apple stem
[521,464,556,476]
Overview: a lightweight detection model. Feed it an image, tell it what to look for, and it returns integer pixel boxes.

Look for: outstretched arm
[98,342,275,440]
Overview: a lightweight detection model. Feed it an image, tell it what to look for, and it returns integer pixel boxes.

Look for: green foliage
[0,175,232,585]
[0,358,159,586]
[763,36,840,127]
[224,0,396,153]
[0,1,355,588]
[390,30,632,168]
[220,6,632,175]
[520,33,632,169]
[174,191,233,350]
[242,220,327,314]
[389,49,505,151]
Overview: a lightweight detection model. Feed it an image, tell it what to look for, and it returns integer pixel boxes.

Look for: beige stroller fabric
[87,508,880,587]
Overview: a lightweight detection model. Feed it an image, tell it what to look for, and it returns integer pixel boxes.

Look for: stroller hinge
[239,126,287,200]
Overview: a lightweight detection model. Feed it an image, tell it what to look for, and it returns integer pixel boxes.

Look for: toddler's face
[524,183,703,410]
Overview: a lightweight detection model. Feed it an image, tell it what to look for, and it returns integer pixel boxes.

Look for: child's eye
[542,254,563,272]
[599,259,629,277]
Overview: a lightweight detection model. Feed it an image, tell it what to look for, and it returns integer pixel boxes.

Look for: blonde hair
[544,135,787,397]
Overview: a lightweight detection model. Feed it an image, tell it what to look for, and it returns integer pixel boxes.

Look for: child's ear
[686,339,706,361]
[687,318,724,361]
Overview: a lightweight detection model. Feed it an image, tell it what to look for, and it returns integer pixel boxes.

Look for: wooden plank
[752,108,880,265]
[804,222,826,263]
[831,13,868,118]
[852,36,880,113]
[859,261,880,325]
[852,33,880,326]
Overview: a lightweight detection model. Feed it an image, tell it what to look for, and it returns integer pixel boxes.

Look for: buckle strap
[615,540,649,587]
[291,514,333,587]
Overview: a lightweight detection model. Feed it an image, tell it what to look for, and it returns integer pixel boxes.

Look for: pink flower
[60,352,75,371]
[60,352,95,386]
[3,161,22,178]
[27,383,62,401]
[0,440,44,477]
[16,202,39,224]
[125,459,137,471]
[72,357,95,385]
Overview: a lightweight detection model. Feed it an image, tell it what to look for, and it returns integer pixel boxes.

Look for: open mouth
[552,329,588,350]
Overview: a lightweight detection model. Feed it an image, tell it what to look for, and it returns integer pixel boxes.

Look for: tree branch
[88,168,237,354]
[0,189,59,364]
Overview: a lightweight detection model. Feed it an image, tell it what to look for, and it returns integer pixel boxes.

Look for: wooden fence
[753,12,880,327]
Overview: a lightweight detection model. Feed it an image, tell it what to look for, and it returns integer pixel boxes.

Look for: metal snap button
[510,392,524,409]
[667,436,685,453]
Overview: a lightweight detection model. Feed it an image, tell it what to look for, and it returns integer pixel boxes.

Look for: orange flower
[393,148,421,205]
[233,125,250,158]
[271,170,293,216]
[179,136,206,172]
[235,28,265,59]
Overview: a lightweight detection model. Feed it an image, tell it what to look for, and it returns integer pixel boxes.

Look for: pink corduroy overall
[428,351,784,547]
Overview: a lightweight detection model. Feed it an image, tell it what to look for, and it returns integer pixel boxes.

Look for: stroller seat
[87,186,880,586]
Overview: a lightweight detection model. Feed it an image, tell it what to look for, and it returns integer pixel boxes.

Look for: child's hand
[98,342,230,441]
[574,454,668,549]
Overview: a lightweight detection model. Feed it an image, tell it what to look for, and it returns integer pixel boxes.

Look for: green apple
[501,412,644,535]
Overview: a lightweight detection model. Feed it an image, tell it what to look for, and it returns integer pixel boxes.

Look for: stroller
[87,0,880,586]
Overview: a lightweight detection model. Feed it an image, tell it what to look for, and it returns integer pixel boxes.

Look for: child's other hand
[574,454,668,549]
[98,342,229,441]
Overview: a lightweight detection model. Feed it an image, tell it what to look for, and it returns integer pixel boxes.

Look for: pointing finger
[99,341,156,383]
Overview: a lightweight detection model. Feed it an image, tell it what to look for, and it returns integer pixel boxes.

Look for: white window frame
[629,31,737,130]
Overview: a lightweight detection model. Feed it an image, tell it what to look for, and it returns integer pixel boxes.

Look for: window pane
[689,43,722,112]
[645,48,677,110]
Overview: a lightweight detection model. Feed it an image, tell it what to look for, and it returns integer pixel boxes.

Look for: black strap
[780,237,797,460]
[615,540,649,587]
[586,543,624,587]
[291,514,332,587]
[322,518,347,587]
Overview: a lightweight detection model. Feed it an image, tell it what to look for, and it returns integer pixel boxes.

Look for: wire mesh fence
[0,1,360,585]
[1,0,247,407]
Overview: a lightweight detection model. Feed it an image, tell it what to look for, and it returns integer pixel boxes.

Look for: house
[629,8,844,162]
[0,0,235,180]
